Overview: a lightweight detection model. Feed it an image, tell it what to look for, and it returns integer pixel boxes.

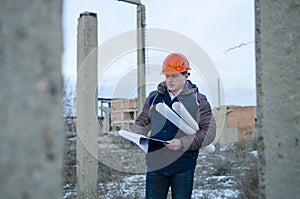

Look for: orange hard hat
[162,53,191,74]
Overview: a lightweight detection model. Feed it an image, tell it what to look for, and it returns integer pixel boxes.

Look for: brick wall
[227,106,256,141]
[227,106,255,127]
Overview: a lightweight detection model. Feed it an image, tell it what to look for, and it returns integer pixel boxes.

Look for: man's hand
[165,139,183,151]
[131,141,138,147]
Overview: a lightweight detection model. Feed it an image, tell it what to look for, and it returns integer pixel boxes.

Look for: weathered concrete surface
[76,12,99,199]
[0,1,63,199]
[256,0,300,198]
[137,4,146,114]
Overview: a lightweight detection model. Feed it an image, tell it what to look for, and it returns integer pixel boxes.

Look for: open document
[119,130,171,153]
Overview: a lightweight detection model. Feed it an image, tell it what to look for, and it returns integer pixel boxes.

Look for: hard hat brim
[162,65,190,75]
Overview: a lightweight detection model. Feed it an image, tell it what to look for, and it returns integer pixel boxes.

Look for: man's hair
[181,71,190,76]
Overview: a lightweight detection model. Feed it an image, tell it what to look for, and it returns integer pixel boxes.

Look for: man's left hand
[165,139,182,151]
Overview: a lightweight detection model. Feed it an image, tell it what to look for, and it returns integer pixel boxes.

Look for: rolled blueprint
[172,101,199,131]
[156,102,196,135]
[172,101,215,153]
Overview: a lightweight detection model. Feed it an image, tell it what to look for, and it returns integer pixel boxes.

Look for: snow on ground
[193,188,239,199]
[63,134,258,198]
[250,150,258,156]
[99,175,145,198]
[97,172,240,199]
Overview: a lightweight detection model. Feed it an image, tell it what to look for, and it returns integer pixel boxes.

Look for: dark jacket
[131,80,216,175]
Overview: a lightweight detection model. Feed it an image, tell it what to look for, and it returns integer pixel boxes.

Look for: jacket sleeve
[130,92,155,136]
[179,94,216,151]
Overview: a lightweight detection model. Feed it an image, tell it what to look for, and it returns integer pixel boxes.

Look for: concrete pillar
[76,12,99,198]
[99,107,113,134]
[255,0,300,198]
[0,1,63,199]
[137,4,146,114]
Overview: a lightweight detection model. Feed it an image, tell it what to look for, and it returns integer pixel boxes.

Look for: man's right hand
[131,141,138,147]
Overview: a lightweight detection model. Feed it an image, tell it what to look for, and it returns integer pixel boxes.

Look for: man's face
[165,73,187,94]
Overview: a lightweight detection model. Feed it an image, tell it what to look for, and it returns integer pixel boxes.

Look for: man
[131,53,216,199]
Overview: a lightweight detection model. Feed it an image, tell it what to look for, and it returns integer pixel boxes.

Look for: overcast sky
[62,0,256,107]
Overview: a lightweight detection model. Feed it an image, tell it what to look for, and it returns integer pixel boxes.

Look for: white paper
[119,130,148,153]
[200,144,216,153]
[172,101,199,131]
[119,130,171,153]
[156,102,215,153]
[155,103,196,134]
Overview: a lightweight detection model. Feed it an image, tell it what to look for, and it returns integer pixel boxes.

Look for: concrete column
[137,4,146,114]
[0,1,63,199]
[256,0,300,198]
[99,107,113,134]
[76,12,99,198]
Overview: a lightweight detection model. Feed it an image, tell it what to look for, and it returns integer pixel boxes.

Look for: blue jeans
[146,169,195,199]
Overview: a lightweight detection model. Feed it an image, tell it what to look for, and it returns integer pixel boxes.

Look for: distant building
[214,106,256,145]
[100,98,137,132]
